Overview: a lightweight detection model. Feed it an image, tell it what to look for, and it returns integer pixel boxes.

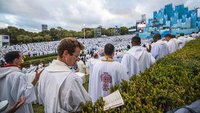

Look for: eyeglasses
[72,53,80,59]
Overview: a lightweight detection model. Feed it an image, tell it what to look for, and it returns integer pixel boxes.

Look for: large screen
[137,23,146,28]
[0,35,10,43]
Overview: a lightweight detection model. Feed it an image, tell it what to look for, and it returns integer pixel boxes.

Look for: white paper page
[103,90,124,111]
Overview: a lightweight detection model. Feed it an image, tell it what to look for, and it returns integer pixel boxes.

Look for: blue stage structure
[139,3,200,38]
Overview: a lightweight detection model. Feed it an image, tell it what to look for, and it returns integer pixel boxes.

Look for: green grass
[32,104,44,113]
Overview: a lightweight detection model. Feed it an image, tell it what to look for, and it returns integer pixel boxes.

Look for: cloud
[0,0,199,32]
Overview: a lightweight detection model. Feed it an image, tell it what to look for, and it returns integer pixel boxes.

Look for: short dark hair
[171,35,176,38]
[93,53,99,58]
[57,38,84,57]
[180,33,184,36]
[153,34,161,39]
[104,43,115,56]
[131,36,141,44]
[127,45,131,49]
[165,34,172,38]
[4,51,21,64]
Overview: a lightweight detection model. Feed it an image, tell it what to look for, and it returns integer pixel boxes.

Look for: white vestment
[77,60,86,73]
[172,38,183,50]
[151,40,169,59]
[186,36,195,42]
[178,36,187,49]
[89,59,129,103]
[38,60,91,113]
[166,38,179,54]
[86,58,100,74]
[86,58,100,96]
[121,46,155,78]
[0,67,36,113]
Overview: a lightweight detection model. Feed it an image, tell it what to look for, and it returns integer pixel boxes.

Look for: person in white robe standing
[38,38,91,113]
[77,58,86,74]
[89,43,129,103]
[170,35,183,50]
[86,53,100,76]
[0,51,42,113]
[178,33,187,49]
[87,53,100,96]
[165,34,179,54]
[121,36,155,78]
[150,34,169,60]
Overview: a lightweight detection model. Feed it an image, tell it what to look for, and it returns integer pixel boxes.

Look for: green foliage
[106,28,116,36]
[83,74,90,91]
[81,38,200,112]
[0,26,130,44]
[25,53,57,60]
[120,26,129,35]
[44,34,52,41]
[32,35,43,42]
[32,104,44,113]
[85,29,94,38]
[17,35,32,43]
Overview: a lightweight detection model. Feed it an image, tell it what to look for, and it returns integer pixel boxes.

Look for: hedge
[25,53,57,60]
[81,38,200,113]
[23,52,86,67]
[23,55,57,67]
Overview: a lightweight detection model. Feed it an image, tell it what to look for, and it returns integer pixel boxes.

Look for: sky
[0,0,200,32]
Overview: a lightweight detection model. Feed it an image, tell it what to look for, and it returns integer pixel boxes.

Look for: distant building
[42,24,48,31]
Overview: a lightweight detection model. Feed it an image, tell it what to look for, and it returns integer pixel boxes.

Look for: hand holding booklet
[103,90,124,111]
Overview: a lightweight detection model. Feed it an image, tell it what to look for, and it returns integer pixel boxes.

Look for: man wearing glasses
[38,38,91,113]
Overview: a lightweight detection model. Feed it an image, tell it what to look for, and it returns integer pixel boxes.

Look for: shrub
[23,55,56,67]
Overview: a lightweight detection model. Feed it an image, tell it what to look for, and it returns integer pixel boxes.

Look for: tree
[44,35,52,41]
[105,28,115,36]
[76,31,83,38]
[50,28,59,40]
[101,28,106,36]
[86,30,93,38]
[120,27,128,35]
[33,36,43,42]
[16,35,32,43]
[38,30,50,37]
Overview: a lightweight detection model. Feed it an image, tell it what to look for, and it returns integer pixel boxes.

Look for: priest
[150,34,169,60]
[38,38,91,113]
[121,36,155,78]
[89,43,129,103]
[0,51,41,113]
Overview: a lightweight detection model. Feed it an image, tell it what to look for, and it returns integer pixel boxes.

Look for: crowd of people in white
[0,31,200,113]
